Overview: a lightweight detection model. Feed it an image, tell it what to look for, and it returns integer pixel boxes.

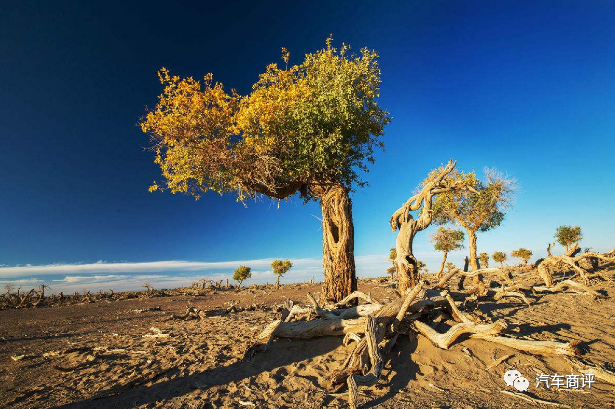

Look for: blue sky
[1,1,614,292]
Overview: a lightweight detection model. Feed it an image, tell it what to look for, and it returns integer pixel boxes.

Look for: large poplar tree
[140,38,390,302]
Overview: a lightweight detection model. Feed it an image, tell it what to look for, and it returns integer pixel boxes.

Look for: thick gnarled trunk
[320,185,356,303]
[394,223,419,293]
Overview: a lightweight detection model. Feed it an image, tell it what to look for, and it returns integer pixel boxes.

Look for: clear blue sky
[1,1,614,292]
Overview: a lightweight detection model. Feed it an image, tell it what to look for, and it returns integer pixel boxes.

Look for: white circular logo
[504,369,529,391]
[513,376,529,391]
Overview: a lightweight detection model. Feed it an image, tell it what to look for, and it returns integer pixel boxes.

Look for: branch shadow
[51,336,343,409]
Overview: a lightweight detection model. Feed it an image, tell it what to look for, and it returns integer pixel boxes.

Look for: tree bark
[436,251,448,278]
[319,185,356,303]
[468,230,479,271]
[390,160,468,294]
[394,219,420,294]
[275,275,280,290]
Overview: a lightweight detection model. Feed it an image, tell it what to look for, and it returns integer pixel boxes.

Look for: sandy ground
[1,271,614,409]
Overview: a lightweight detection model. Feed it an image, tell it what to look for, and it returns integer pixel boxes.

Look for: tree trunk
[319,185,356,303]
[275,275,280,290]
[394,221,419,294]
[468,231,479,270]
[436,251,448,278]
[466,229,483,288]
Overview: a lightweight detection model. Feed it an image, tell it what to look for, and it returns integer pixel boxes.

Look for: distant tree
[416,261,426,273]
[233,266,252,288]
[140,38,390,303]
[479,252,489,268]
[271,260,292,289]
[432,168,516,271]
[492,251,507,268]
[555,226,582,253]
[388,248,397,281]
[430,227,465,277]
[511,248,533,265]
[142,282,154,293]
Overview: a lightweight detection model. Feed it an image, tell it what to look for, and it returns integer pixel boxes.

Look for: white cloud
[0,252,457,294]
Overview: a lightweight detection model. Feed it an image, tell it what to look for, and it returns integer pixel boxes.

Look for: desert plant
[479,252,489,268]
[233,266,252,288]
[390,161,475,292]
[142,282,154,293]
[432,168,516,271]
[511,248,533,265]
[388,248,397,281]
[492,251,507,268]
[140,38,390,302]
[430,227,465,277]
[555,225,582,253]
[271,260,292,289]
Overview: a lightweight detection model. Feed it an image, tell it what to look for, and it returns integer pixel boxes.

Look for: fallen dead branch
[565,357,615,385]
[473,336,580,356]
[536,251,614,287]
[500,390,569,407]
[533,279,605,299]
[241,257,613,408]
[493,287,532,306]
[486,354,514,370]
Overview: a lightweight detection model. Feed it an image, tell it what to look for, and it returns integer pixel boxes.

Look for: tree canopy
[140,37,390,202]
[233,265,252,287]
[431,168,515,233]
[555,225,582,252]
[492,251,507,266]
[511,248,533,265]
[479,252,489,268]
[430,227,464,253]
[271,260,293,277]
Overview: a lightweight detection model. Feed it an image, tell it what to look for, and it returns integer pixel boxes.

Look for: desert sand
[1,268,614,409]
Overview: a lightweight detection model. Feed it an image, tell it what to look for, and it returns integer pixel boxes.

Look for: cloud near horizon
[1,254,423,294]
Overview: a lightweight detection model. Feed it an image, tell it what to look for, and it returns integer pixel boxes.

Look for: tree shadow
[360,335,420,409]
[52,336,343,409]
[514,322,570,336]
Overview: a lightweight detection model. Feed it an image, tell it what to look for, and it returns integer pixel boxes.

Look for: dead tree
[536,251,614,287]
